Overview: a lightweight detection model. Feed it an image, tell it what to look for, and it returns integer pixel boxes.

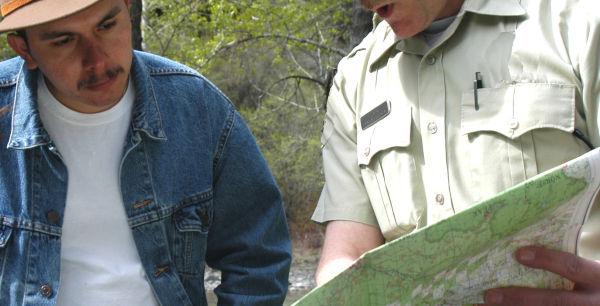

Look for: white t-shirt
[37,76,159,305]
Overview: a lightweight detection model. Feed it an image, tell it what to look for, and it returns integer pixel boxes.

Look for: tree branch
[199,33,347,68]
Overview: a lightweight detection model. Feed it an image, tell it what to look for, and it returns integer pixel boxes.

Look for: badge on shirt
[360,101,391,130]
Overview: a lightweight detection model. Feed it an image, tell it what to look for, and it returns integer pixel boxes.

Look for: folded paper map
[294,149,600,305]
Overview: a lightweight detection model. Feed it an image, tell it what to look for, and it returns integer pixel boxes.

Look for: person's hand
[483,246,600,305]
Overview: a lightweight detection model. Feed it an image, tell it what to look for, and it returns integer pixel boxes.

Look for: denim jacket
[0,51,292,305]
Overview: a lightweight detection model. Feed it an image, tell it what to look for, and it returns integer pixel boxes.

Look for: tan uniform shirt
[313,0,600,260]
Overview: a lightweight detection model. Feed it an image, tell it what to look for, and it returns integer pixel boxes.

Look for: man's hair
[13,29,28,48]
[16,30,26,40]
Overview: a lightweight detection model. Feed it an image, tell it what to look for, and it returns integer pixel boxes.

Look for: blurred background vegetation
[0,0,374,250]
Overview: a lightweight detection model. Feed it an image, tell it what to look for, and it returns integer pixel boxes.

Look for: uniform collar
[462,0,526,16]
[367,0,526,71]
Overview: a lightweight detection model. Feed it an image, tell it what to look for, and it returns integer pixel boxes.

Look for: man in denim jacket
[0,0,291,305]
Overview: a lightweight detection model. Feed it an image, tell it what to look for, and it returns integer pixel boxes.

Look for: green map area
[295,151,598,305]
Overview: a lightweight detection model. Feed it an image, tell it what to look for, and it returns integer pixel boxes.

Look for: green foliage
[239,98,325,239]
[0,36,18,60]
[143,0,356,108]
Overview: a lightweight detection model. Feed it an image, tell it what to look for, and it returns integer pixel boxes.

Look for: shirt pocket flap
[461,83,575,139]
[173,192,213,233]
[357,103,412,165]
[0,222,13,248]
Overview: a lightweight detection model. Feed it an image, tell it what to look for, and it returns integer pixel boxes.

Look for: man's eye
[100,21,117,31]
[52,37,73,46]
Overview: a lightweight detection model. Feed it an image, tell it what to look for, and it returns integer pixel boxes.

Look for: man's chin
[68,94,123,114]
[85,101,120,113]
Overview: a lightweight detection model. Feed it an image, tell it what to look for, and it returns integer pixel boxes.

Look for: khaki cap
[0,0,103,33]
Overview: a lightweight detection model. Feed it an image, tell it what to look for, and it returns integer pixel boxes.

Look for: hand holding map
[483,246,600,305]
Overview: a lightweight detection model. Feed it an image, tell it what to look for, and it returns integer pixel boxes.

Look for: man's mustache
[77,66,124,90]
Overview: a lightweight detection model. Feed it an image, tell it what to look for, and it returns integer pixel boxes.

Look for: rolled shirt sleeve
[312,40,379,228]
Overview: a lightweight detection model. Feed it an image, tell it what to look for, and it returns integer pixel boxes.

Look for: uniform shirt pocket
[356,104,424,239]
[459,82,582,200]
[357,103,412,166]
[461,83,575,138]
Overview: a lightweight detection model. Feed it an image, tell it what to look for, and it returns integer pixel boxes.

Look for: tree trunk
[130,0,143,51]
[347,2,373,48]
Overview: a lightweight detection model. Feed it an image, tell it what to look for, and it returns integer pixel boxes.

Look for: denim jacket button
[46,211,60,224]
[40,284,53,297]
[153,265,170,277]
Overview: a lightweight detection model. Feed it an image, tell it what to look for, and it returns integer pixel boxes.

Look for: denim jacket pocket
[171,191,213,277]
[460,83,585,200]
[356,104,424,239]
[0,220,12,267]
[0,220,12,248]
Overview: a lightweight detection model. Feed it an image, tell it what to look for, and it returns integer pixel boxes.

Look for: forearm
[315,220,384,286]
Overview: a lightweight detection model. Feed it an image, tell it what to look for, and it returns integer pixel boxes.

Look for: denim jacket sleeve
[128,52,291,304]
[206,106,292,305]
[118,52,293,305]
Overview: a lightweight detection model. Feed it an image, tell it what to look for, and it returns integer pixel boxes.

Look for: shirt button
[364,147,370,157]
[426,56,436,65]
[427,122,438,134]
[46,210,60,224]
[508,118,519,129]
[435,194,445,205]
[40,284,53,297]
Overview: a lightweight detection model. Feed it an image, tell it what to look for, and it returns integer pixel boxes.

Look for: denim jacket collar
[7,62,50,149]
[7,51,167,150]
[129,52,167,141]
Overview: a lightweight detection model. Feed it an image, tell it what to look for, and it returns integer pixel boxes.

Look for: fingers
[514,247,600,289]
[484,287,600,305]
[482,247,600,305]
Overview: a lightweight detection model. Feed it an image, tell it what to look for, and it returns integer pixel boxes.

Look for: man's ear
[7,34,38,70]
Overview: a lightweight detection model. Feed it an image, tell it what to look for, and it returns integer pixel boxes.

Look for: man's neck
[436,0,464,20]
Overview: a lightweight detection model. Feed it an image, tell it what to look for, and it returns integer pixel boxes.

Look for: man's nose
[81,39,108,71]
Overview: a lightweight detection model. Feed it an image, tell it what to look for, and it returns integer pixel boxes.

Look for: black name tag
[360,101,390,130]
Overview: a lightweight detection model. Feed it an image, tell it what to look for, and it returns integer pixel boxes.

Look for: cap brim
[0,0,103,33]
